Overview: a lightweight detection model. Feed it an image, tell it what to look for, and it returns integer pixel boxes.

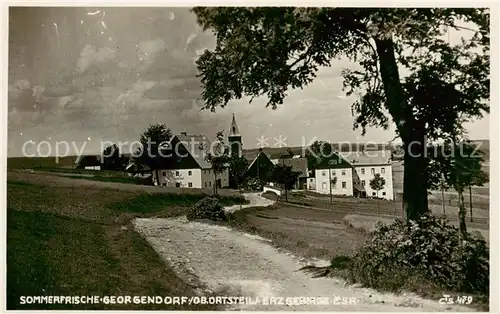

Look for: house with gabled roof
[313,149,394,200]
[154,132,229,189]
[242,148,275,184]
[314,152,362,197]
[339,150,393,200]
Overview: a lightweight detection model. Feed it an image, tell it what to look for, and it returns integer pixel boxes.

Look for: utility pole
[329,167,333,204]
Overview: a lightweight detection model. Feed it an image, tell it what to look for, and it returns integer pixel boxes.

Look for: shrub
[187,197,227,222]
[346,214,489,296]
[245,178,263,191]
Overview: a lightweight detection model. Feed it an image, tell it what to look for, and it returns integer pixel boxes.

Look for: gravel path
[133,193,474,311]
[223,192,275,213]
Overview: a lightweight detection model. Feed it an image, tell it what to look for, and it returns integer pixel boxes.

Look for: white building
[340,150,394,200]
[315,165,357,196]
[314,150,394,200]
[154,133,229,189]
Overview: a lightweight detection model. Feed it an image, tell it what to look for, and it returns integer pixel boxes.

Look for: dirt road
[223,192,275,213]
[134,194,475,312]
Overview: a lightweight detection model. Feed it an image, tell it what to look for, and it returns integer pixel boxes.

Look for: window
[341,170,346,176]
[371,168,375,174]
[381,167,385,174]
[331,170,336,176]
[175,183,181,187]
[382,192,386,196]
[372,192,376,196]
[209,181,212,187]
[342,181,346,188]
[205,182,208,188]
[361,180,365,187]
[322,171,326,176]
[175,171,180,176]
[188,182,193,187]
[162,183,166,186]
[322,182,327,189]
[188,170,192,176]
[162,171,166,176]
[332,181,337,188]
[361,168,365,175]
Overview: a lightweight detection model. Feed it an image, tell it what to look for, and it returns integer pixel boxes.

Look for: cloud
[76,44,117,74]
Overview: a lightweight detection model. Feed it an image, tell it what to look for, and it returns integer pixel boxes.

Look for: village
[7,7,491,312]
[77,114,396,201]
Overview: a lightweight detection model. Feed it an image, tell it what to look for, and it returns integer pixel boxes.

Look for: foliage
[270,164,300,201]
[369,173,386,196]
[244,177,264,191]
[192,7,490,222]
[101,144,124,171]
[186,197,227,221]
[427,139,489,234]
[271,164,299,189]
[135,124,173,184]
[345,214,489,296]
[228,155,249,188]
[307,140,335,171]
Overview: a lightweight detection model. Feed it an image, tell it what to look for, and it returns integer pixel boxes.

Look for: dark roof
[172,134,212,169]
[315,152,352,170]
[242,150,272,163]
[276,157,308,178]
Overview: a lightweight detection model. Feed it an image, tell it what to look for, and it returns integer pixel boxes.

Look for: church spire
[229,113,240,137]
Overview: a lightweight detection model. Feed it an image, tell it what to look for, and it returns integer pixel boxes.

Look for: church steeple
[229,113,240,137]
[228,113,242,157]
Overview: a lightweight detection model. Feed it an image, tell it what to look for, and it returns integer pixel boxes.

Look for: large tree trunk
[375,38,429,223]
[469,185,473,222]
[402,126,429,221]
[458,188,467,238]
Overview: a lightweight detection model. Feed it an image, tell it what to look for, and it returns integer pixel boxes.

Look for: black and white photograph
[4,4,496,312]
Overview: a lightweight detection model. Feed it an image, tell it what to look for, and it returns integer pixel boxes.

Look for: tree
[370,173,386,211]
[192,8,489,223]
[307,140,335,172]
[270,164,300,202]
[427,148,451,215]
[205,131,230,195]
[468,170,488,222]
[428,140,487,238]
[101,144,123,171]
[136,124,172,186]
[228,155,249,189]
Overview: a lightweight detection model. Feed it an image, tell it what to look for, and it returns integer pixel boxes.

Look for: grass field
[7,156,81,169]
[6,173,246,310]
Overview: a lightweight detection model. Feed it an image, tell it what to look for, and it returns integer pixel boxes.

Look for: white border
[1,2,499,314]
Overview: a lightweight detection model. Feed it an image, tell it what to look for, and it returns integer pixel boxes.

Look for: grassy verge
[7,179,236,310]
[223,203,368,260]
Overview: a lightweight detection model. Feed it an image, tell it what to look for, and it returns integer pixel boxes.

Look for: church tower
[228,113,242,157]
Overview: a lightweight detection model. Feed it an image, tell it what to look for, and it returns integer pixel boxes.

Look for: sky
[7,7,490,157]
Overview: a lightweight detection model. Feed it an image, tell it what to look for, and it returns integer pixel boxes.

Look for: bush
[187,197,227,222]
[245,178,263,191]
[346,214,489,296]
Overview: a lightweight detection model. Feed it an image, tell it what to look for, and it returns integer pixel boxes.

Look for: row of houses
[78,114,394,200]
